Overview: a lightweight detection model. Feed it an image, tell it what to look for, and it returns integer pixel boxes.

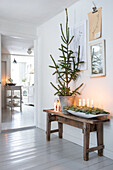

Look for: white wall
[37,0,113,160]
[2,54,11,78]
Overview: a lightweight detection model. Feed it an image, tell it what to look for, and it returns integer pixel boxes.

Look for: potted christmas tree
[49,8,84,111]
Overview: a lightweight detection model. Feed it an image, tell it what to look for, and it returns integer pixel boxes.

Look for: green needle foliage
[49,8,84,96]
[63,106,110,115]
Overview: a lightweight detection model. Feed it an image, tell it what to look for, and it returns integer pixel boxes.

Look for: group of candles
[79,99,94,108]
[54,99,94,112]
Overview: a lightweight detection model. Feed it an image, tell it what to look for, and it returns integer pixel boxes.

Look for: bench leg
[83,123,90,161]
[58,122,63,138]
[97,123,103,156]
[46,113,51,141]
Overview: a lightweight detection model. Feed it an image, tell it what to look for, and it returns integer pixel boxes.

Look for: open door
[0,34,1,132]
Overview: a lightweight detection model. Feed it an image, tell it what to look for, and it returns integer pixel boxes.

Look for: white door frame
[0,32,38,131]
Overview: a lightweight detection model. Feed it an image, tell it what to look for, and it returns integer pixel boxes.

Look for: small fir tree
[49,8,84,96]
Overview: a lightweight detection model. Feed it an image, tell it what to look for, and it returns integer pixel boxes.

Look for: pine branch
[73,73,79,81]
[76,91,81,95]
[71,83,84,95]
[58,85,65,95]
[68,69,80,83]
[73,58,75,70]
[52,71,57,75]
[54,91,63,96]
[60,24,67,42]
[59,48,67,54]
[58,76,67,83]
[61,44,67,50]
[54,91,60,95]
[60,56,66,58]
[68,36,74,45]
[50,82,63,95]
[65,8,68,41]
[58,79,64,88]
[61,36,67,44]
[67,27,69,42]
[49,65,56,69]
[50,55,59,69]
[79,61,84,64]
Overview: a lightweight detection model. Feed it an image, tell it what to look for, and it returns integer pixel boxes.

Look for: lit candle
[91,100,93,108]
[57,103,60,112]
[56,100,60,112]
[87,99,89,107]
[83,99,85,106]
[79,99,81,106]
[54,102,57,111]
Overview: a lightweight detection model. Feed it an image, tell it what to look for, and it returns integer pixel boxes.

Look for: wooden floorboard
[2,104,34,130]
[0,128,113,170]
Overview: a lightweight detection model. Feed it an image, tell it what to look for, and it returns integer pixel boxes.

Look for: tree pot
[59,96,75,112]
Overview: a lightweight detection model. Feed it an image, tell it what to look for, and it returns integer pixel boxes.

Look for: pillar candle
[79,99,81,106]
[91,100,94,108]
[83,99,85,106]
[87,99,89,107]
[54,102,57,111]
[56,102,60,112]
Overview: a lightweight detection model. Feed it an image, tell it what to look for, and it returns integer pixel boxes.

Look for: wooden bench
[43,109,109,161]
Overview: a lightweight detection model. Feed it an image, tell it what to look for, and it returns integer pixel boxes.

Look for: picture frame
[89,39,106,77]
[70,20,87,70]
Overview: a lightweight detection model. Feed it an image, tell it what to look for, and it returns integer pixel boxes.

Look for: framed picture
[89,40,105,77]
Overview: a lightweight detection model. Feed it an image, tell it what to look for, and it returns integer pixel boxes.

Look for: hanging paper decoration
[88,8,102,41]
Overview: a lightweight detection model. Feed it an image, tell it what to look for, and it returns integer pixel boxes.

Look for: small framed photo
[89,40,106,77]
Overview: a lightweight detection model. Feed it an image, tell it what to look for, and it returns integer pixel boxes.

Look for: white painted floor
[0,128,113,170]
[2,104,35,131]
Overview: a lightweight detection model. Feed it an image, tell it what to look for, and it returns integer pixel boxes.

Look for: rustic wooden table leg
[97,123,103,156]
[83,123,90,161]
[46,113,51,141]
[58,122,63,138]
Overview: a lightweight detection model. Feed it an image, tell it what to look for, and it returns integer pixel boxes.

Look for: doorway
[1,35,36,131]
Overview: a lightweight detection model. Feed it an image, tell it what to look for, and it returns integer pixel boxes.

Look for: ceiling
[1,35,34,56]
[1,0,79,55]
[0,0,79,26]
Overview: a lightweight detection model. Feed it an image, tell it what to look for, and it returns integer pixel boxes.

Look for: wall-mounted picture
[88,8,102,41]
[89,40,105,77]
[70,20,87,70]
